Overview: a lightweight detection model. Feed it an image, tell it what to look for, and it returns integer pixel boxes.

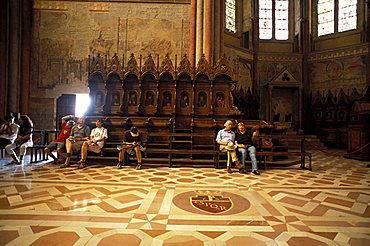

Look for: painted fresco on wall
[310,55,367,92]
[32,1,189,91]
[90,31,114,56]
[237,59,252,89]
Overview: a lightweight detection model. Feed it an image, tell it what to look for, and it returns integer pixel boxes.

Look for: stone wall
[29,0,190,129]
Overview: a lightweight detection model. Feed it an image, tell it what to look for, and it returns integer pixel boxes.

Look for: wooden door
[56,94,76,131]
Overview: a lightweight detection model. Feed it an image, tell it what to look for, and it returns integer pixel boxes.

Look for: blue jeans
[237,146,257,171]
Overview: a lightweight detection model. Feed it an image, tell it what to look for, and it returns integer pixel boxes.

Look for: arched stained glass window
[318,0,334,36]
[338,0,357,32]
[226,0,236,33]
[317,0,357,37]
[259,0,289,40]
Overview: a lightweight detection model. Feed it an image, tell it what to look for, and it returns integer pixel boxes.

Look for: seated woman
[6,115,33,165]
[235,122,260,175]
[117,126,144,170]
[77,119,108,168]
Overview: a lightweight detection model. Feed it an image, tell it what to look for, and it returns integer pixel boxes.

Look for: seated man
[117,126,144,170]
[235,122,261,175]
[0,115,19,151]
[60,117,90,168]
[44,115,75,163]
[6,115,33,165]
[216,120,243,173]
[77,119,108,168]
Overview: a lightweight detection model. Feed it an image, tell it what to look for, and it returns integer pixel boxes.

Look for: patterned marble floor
[0,149,369,245]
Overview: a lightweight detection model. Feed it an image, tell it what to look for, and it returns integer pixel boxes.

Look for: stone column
[20,0,32,114]
[301,0,310,132]
[204,0,213,64]
[189,0,196,67]
[367,0,370,88]
[195,0,204,63]
[219,0,225,57]
[213,0,220,64]
[252,0,260,103]
[0,0,8,116]
[7,0,21,114]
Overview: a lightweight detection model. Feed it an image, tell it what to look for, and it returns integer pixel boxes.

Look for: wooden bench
[145,148,219,167]
[256,151,312,170]
[145,131,218,168]
[255,134,314,171]
[29,130,57,163]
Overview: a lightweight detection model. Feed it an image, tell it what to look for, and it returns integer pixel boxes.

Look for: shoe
[117,162,124,169]
[236,162,244,169]
[239,169,247,174]
[136,163,142,170]
[77,159,85,164]
[227,168,232,173]
[252,170,261,175]
[60,163,71,168]
[6,160,19,165]
[77,162,86,169]
[56,158,65,164]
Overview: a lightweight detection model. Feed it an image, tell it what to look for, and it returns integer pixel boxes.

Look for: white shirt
[0,123,20,143]
[90,127,108,148]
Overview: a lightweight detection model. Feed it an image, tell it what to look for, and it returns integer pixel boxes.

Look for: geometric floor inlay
[1,149,370,245]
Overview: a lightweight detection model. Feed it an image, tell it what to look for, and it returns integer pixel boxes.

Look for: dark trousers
[0,138,11,149]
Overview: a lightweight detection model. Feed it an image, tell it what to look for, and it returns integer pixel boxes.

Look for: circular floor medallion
[173,190,251,215]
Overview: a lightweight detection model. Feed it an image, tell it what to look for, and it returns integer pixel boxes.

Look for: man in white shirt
[216,120,243,173]
[0,115,19,150]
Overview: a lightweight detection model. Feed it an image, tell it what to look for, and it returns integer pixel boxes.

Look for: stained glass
[226,0,236,33]
[338,0,357,32]
[275,0,289,40]
[259,0,273,39]
[317,0,334,36]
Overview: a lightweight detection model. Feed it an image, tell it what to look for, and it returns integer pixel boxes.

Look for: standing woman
[6,115,33,165]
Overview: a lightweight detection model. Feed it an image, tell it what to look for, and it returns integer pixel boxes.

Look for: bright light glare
[75,93,90,117]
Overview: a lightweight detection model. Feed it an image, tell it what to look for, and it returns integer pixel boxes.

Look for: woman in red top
[44,115,74,163]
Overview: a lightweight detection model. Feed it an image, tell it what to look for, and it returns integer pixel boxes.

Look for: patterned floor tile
[0,149,370,244]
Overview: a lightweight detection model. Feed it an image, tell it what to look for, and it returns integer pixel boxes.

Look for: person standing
[6,115,33,165]
[216,120,243,173]
[77,119,108,168]
[235,122,261,175]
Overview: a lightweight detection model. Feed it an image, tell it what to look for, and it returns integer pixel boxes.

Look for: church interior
[0,0,370,245]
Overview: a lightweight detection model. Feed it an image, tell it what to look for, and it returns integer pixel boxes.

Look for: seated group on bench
[43,115,144,170]
[216,120,261,175]
[46,116,108,169]
[0,114,34,165]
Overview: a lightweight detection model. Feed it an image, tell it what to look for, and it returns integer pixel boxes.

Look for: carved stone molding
[309,45,369,62]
